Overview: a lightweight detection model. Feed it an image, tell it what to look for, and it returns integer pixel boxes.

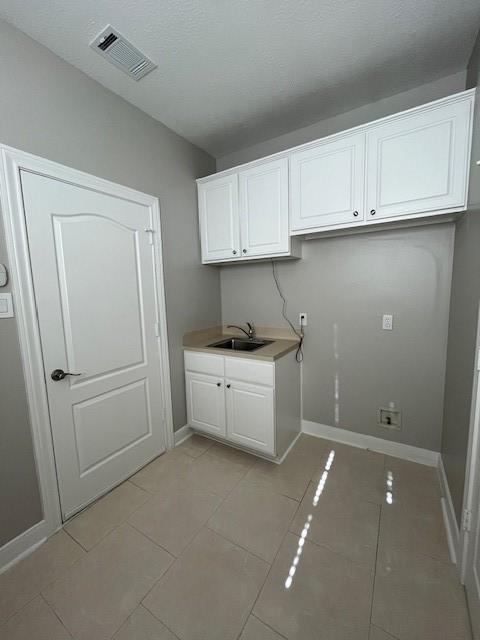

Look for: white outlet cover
[382,314,393,330]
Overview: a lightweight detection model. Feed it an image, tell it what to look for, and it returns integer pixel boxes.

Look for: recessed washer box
[377,407,401,430]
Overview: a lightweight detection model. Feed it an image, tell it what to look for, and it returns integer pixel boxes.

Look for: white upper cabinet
[198,174,240,261]
[239,158,289,258]
[290,132,365,231]
[198,158,300,264]
[197,90,474,250]
[366,98,472,221]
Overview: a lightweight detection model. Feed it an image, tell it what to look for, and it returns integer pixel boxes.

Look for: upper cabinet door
[366,99,472,221]
[239,158,289,257]
[198,174,240,262]
[290,132,365,231]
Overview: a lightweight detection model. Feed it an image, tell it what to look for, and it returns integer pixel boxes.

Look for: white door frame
[0,144,174,571]
[459,304,480,585]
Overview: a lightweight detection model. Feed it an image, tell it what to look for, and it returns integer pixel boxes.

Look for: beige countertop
[183,325,299,362]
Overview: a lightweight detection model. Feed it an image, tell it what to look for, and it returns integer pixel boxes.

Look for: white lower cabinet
[185,371,226,438]
[226,380,274,455]
[184,350,300,458]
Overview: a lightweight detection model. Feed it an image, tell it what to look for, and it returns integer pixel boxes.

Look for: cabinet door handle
[216,382,221,387]
[370,209,376,216]
[242,249,247,254]
[232,250,237,255]
[226,384,231,389]
[353,211,359,217]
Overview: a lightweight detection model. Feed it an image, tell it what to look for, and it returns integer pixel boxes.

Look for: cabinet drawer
[184,351,224,377]
[225,357,274,387]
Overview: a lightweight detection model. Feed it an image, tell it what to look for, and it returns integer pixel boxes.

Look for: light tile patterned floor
[0,434,472,640]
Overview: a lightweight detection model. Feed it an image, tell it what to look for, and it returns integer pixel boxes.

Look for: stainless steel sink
[207,337,273,352]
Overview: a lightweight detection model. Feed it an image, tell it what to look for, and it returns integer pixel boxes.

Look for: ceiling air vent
[90,26,157,81]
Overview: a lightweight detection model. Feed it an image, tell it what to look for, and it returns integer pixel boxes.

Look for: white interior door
[239,158,289,257]
[21,170,167,519]
[462,334,480,637]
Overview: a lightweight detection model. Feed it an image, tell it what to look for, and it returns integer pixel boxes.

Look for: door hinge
[144,228,154,245]
[462,508,472,532]
[154,321,160,337]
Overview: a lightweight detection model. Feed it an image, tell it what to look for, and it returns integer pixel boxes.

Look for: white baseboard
[275,431,302,465]
[438,454,460,565]
[301,420,440,467]
[174,424,193,446]
[0,519,50,575]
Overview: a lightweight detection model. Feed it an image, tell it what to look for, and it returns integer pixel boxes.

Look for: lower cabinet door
[226,380,275,455]
[185,372,226,437]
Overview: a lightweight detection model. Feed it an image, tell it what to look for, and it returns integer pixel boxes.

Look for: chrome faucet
[227,322,256,340]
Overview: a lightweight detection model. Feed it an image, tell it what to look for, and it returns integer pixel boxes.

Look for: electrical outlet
[299,312,307,327]
[382,314,393,330]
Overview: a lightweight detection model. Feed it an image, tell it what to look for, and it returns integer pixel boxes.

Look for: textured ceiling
[1,0,479,157]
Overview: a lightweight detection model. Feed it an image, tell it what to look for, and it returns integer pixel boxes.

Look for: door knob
[353,211,359,217]
[370,209,376,216]
[51,369,82,381]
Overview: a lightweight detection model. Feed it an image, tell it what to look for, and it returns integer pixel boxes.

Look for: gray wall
[441,30,480,525]
[219,74,468,452]
[0,19,220,546]
[217,72,466,170]
[222,225,454,451]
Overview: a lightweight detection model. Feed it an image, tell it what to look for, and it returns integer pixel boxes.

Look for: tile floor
[0,434,472,640]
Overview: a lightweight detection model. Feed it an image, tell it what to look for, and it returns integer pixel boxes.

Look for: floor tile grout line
[366,452,389,630]
[109,602,182,640]
[204,524,275,565]
[137,603,183,640]
[368,496,382,630]
[125,521,179,559]
[234,494,304,640]
[370,622,401,640]
[39,593,75,639]
[250,612,289,639]
[0,592,41,627]
[62,525,90,552]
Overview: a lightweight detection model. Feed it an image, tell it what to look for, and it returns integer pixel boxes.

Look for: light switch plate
[0,264,7,287]
[0,292,14,318]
